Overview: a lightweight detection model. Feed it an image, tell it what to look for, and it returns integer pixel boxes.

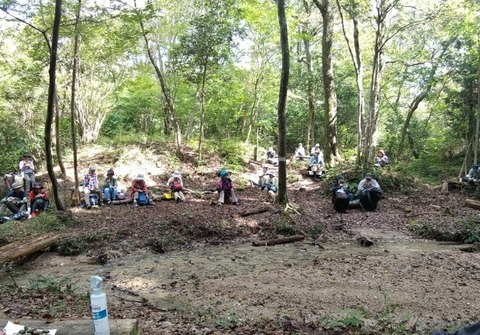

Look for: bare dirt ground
[1,144,480,335]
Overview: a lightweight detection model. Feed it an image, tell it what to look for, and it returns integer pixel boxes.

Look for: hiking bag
[137,192,148,206]
[171,181,183,192]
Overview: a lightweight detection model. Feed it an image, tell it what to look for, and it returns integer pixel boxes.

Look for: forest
[1,1,480,334]
[0,0,479,187]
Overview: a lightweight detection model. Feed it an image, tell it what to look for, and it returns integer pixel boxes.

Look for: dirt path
[1,146,480,334]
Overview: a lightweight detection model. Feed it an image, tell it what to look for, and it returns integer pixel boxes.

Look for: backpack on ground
[137,192,148,206]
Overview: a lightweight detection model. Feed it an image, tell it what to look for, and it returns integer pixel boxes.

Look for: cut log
[252,234,304,246]
[232,206,272,218]
[465,198,480,210]
[0,233,62,265]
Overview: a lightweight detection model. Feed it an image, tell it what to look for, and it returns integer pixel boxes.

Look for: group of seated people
[0,181,49,221]
[293,143,326,179]
[331,172,383,212]
[82,166,186,209]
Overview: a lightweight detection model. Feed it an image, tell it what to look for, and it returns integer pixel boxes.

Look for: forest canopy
[0,0,479,182]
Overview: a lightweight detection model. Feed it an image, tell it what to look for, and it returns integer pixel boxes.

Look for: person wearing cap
[309,149,325,179]
[0,182,27,215]
[250,166,269,188]
[374,149,389,168]
[331,175,351,213]
[19,152,36,193]
[310,143,321,156]
[166,172,185,202]
[357,173,382,211]
[28,183,49,215]
[102,169,118,205]
[214,169,238,205]
[262,170,278,203]
[266,147,277,165]
[463,164,479,184]
[295,143,306,161]
[130,173,151,207]
[83,166,101,209]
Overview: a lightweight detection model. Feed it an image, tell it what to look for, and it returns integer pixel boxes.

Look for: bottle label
[92,309,107,320]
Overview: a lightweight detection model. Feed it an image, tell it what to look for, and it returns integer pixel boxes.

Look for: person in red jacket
[28,182,49,216]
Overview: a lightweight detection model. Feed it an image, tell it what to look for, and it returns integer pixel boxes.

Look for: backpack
[171,181,183,192]
[89,194,99,206]
[137,192,148,206]
[221,177,233,190]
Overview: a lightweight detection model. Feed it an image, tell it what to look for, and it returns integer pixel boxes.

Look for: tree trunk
[138,11,182,154]
[362,0,387,168]
[70,0,82,205]
[198,62,208,162]
[276,0,289,205]
[475,39,480,165]
[186,81,201,142]
[54,89,66,177]
[45,0,64,211]
[303,29,315,154]
[314,0,339,166]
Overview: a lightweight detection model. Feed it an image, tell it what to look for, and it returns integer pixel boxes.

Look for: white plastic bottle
[90,275,110,335]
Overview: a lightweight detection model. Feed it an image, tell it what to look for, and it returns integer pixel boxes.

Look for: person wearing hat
[463,164,479,185]
[331,175,351,213]
[266,147,277,165]
[214,169,238,205]
[83,166,101,209]
[166,171,185,202]
[310,143,323,156]
[130,173,152,207]
[308,149,325,179]
[102,169,118,205]
[295,143,306,161]
[357,173,382,211]
[374,149,389,168]
[19,152,36,193]
[0,182,27,215]
[262,170,278,203]
[28,182,49,216]
[250,166,269,189]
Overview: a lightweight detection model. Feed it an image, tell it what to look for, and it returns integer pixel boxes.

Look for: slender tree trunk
[314,0,339,166]
[302,29,315,153]
[137,7,182,153]
[475,40,480,164]
[337,0,366,164]
[45,0,64,211]
[70,0,81,205]
[276,0,289,205]
[198,62,208,162]
[54,89,66,177]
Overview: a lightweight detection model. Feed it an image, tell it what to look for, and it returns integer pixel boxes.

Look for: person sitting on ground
[462,164,479,185]
[83,166,101,209]
[251,166,269,188]
[266,147,277,165]
[19,152,35,194]
[166,171,185,202]
[102,169,118,205]
[130,173,153,207]
[330,175,350,213]
[357,172,382,211]
[28,182,49,216]
[214,169,238,205]
[3,172,23,190]
[310,143,321,156]
[0,182,27,215]
[374,149,390,168]
[308,150,325,178]
[262,170,278,203]
[295,143,306,161]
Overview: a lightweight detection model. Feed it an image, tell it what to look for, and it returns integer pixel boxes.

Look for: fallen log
[0,233,63,265]
[465,198,480,210]
[252,234,304,247]
[233,206,272,218]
